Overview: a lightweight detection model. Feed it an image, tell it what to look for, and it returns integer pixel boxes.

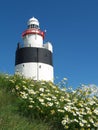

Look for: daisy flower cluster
[3,74,98,130]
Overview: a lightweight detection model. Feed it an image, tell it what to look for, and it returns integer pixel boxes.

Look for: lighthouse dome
[27,17,39,29]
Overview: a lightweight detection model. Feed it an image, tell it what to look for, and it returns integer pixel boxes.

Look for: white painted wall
[23,34,43,47]
[43,42,53,52]
[15,63,53,82]
[38,63,53,82]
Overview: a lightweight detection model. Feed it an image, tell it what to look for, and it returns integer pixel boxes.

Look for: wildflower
[51,85,57,89]
[46,97,51,101]
[64,99,70,102]
[61,120,67,125]
[87,110,92,115]
[51,95,57,100]
[40,82,45,85]
[30,84,34,87]
[78,103,83,107]
[76,111,81,116]
[89,118,94,123]
[79,122,84,127]
[40,93,45,97]
[39,88,44,92]
[61,88,66,92]
[64,106,71,112]
[38,98,44,103]
[22,85,27,90]
[64,125,69,129]
[88,100,95,105]
[47,93,51,96]
[30,100,34,104]
[12,88,15,93]
[15,85,20,90]
[93,96,97,100]
[93,108,98,115]
[63,77,68,81]
[29,97,32,101]
[28,89,36,95]
[22,80,27,84]
[20,91,28,99]
[55,101,59,105]
[45,89,50,92]
[85,107,90,111]
[73,112,77,116]
[93,121,98,127]
[73,119,78,123]
[55,90,59,93]
[60,96,65,99]
[87,124,90,127]
[28,105,33,108]
[5,74,9,78]
[9,79,15,83]
[41,102,45,106]
[50,110,55,115]
[81,119,87,124]
[58,109,65,113]
[72,106,78,111]
[47,102,53,107]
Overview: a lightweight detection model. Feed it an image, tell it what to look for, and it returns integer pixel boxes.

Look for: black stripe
[15,47,53,66]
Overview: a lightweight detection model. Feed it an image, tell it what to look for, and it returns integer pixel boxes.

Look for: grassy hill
[0,74,64,130]
[0,74,98,130]
[0,87,51,130]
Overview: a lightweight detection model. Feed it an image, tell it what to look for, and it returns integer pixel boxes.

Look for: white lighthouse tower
[15,17,54,82]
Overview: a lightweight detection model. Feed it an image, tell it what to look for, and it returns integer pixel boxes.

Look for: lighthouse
[15,17,54,82]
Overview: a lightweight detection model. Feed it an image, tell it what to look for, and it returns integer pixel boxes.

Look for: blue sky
[0,0,98,88]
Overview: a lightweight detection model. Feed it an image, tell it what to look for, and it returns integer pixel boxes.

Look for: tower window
[39,65,41,68]
[28,24,39,29]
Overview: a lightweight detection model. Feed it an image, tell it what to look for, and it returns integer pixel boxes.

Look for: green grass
[0,74,98,130]
[0,87,51,130]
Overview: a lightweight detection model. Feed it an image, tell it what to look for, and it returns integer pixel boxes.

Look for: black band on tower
[15,47,53,66]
